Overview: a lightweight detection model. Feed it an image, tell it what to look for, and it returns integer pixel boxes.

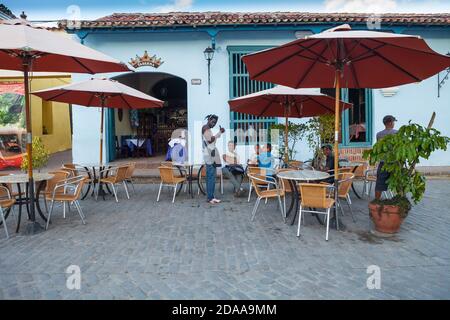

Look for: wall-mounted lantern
[203,46,215,95]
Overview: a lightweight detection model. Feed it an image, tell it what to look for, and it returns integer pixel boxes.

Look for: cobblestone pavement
[0,179,449,300]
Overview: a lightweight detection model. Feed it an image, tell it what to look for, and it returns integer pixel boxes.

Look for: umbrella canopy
[229,86,352,163]
[229,86,352,117]
[0,19,130,73]
[242,24,450,223]
[242,24,450,89]
[32,78,163,109]
[32,78,164,164]
[0,19,131,234]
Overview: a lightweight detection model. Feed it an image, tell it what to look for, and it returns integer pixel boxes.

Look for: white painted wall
[70,28,450,166]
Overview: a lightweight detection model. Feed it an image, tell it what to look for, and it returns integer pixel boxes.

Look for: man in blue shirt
[258,143,275,173]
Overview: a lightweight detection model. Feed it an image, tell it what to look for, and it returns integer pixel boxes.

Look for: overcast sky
[4,0,450,21]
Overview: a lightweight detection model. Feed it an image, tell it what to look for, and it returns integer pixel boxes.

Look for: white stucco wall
[70,28,450,166]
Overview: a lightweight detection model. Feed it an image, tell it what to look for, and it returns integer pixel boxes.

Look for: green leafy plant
[303,114,335,152]
[363,122,449,217]
[21,137,50,171]
[270,121,306,161]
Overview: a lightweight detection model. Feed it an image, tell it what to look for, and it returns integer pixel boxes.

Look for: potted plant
[363,119,449,233]
[21,136,50,172]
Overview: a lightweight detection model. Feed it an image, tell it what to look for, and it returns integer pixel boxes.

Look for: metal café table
[276,170,331,226]
[0,172,54,233]
[77,163,115,200]
[172,162,203,198]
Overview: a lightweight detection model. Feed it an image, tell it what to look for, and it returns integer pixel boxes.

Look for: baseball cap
[383,115,397,124]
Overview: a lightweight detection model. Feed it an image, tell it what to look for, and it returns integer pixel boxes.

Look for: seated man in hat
[375,115,398,200]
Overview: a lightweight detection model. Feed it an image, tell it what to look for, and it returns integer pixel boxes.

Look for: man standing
[202,114,225,204]
[375,115,398,200]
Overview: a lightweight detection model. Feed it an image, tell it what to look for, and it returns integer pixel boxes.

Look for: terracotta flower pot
[369,202,404,234]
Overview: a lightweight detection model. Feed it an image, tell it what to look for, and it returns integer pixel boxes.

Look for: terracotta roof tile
[60,12,450,29]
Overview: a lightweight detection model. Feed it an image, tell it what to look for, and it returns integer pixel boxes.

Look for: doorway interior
[107,72,187,164]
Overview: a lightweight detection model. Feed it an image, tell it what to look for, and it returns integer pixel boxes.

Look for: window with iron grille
[228,46,277,144]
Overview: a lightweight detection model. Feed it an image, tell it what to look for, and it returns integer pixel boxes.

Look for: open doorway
[107,72,187,163]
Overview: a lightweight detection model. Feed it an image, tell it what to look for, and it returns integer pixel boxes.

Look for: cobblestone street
[1,179,449,299]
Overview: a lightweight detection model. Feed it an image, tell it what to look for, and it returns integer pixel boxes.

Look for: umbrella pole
[99,100,105,165]
[334,70,341,230]
[284,104,289,166]
[23,57,43,234]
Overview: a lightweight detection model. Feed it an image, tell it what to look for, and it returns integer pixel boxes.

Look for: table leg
[15,183,23,233]
[35,180,48,223]
[81,166,93,200]
[189,166,193,198]
[288,180,300,226]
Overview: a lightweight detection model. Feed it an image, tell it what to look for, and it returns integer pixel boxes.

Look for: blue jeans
[206,164,216,201]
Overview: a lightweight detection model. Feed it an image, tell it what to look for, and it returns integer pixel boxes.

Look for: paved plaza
[0,179,449,299]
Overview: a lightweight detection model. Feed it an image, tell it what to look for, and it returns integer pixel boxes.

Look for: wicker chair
[96,165,130,202]
[0,185,15,239]
[248,174,285,222]
[125,162,136,193]
[45,176,87,230]
[247,166,272,202]
[42,170,71,217]
[297,183,335,241]
[157,166,186,203]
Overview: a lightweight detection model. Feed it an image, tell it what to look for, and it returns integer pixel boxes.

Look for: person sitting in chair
[222,141,245,197]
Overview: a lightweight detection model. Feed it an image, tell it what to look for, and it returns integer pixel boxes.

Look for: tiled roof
[61,12,450,29]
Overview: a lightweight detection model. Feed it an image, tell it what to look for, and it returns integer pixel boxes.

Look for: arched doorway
[106,72,187,162]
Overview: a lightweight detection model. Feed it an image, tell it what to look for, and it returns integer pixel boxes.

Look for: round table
[276,170,330,226]
[0,173,54,233]
[77,163,115,200]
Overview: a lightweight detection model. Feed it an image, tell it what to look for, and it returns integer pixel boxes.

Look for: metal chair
[96,165,130,202]
[297,183,335,241]
[248,174,285,222]
[125,162,136,193]
[42,170,71,217]
[45,176,87,230]
[0,185,15,239]
[247,166,271,202]
[157,166,187,203]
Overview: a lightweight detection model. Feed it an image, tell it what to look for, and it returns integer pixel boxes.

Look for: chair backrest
[125,162,136,179]
[338,173,354,197]
[159,166,176,184]
[0,174,11,199]
[247,166,267,178]
[248,174,270,197]
[160,161,173,168]
[276,168,296,192]
[46,170,70,193]
[299,183,329,208]
[353,162,368,178]
[339,167,353,173]
[114,166,129,183]
[63,163,79,176]
[287,160,303,169]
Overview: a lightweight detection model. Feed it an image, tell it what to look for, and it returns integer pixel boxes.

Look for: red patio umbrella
[242,24,450,184]
[0,18,130,233]
[32,78,164,164]
[228,86,352,163]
